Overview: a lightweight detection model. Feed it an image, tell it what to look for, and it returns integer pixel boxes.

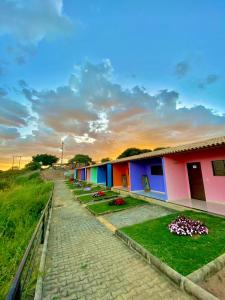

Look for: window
[212,160,225,176]
[151,165,163,175]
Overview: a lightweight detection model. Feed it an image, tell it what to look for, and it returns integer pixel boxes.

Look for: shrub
[92,191,105,198]
[168,216,208,236]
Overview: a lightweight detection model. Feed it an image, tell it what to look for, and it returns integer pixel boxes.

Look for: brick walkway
[42,181,193,300]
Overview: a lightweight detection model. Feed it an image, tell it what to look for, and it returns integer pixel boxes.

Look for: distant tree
[32,154,59,166]
[153,147,169,151]
[101,157,111,163]
[117,148,151,159]
[25,161,41,171]
[69,154,92,166]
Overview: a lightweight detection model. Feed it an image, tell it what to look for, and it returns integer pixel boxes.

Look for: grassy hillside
[0,171,53,299]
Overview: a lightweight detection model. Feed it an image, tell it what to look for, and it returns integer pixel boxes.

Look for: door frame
[187,162,206,201]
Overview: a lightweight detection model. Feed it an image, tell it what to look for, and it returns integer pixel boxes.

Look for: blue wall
[81,168,85,181]
[130,158,167,194]
[107,164,113,187]
[97,165,107,184]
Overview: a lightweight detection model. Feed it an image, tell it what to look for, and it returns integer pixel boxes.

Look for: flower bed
[108,198,126,206]
[168,216,208,236]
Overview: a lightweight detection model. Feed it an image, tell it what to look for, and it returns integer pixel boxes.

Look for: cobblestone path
[103,204,175,228]
[42,181,193,300]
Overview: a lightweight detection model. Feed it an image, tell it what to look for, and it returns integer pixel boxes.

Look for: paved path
[103,204,175,228]
[42,181,193,300]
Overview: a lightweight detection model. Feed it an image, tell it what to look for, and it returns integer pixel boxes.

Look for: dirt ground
[201,267,225,300]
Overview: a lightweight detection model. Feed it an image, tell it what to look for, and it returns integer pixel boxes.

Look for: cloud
[1,59,225,169]
[0,90,29,127]
[175,61,190,78]
[198,74,219,89]
[0,125,20,140]
[0,0,73,44]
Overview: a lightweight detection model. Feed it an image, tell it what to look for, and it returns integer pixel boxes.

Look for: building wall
[90,167,98,183]
[107,164,113,187]
[86,168,90,181]
[112,162,130,188]
[164,147,225,202]
[81,168,85,181]
[97,166,107,184]
[129,158,167,194]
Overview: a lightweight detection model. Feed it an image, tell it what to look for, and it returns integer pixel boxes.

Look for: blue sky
[0,0,225,169]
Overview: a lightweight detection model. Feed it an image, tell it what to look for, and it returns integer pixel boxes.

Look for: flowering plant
[108,198,126,206]
[168,216,208,236]
[92,191,105,198]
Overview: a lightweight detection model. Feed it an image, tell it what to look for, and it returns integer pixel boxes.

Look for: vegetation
[121,211,225,275]
[153,147,169,151]
[32,153,59,166]
[0,171,53,298]
[78,191,119,203]
[68,154,92,166]
[65,180,92,190]
[117,148,151,159]
[101,157,111,163]
[25,161,41,170]
[73,185,105,195]
[87,197,148,215]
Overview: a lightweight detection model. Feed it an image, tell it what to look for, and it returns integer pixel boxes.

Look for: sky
[0,0,225,170]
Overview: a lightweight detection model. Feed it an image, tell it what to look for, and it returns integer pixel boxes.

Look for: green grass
[0,171,53,299]
[65,180,93,190]
[121,211,225,276]
[73,185,105,195]
[78,191,119,203]
[87,197,147,215]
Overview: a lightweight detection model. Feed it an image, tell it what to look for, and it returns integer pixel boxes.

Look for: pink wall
[86,168,90,181]
[164,147,225,203]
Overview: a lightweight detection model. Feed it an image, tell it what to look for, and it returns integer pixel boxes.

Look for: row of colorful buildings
[74,136,225,205]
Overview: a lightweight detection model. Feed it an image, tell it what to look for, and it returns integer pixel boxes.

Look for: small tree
[101,157,111,163]
[25,161,41,171]
[153,147,169,151]
[117,148,151,159]
[32,154,59,166]
[69,154,92,166]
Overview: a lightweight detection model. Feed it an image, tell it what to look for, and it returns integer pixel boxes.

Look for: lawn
[65,180,93,190]
[87,197,148,215]
[0,171,53,299]
[78,190,119,203]
[120,211,225,276]
[73,185,105,195]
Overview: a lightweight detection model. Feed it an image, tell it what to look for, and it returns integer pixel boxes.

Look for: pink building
[164,146,225,203]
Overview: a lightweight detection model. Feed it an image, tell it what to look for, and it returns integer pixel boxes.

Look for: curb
[34,188,54,300]
[115,229,219,300]
[187,252,225,283]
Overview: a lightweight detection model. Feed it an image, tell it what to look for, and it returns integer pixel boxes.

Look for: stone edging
[115,229,219,300]
[187,252,225,283]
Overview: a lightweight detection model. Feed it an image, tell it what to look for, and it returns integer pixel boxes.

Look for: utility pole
[12,156,22,170]
[61,141,64,166]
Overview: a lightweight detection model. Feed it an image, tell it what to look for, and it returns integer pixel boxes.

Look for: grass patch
[65,180,93,190]
[73,185,105,195]
[78,191,119,203]
[0,171,53,299]
[87,197,147,215]
[121,211,225,276]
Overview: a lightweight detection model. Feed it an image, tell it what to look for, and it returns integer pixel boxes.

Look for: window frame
[212,160,225,176]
